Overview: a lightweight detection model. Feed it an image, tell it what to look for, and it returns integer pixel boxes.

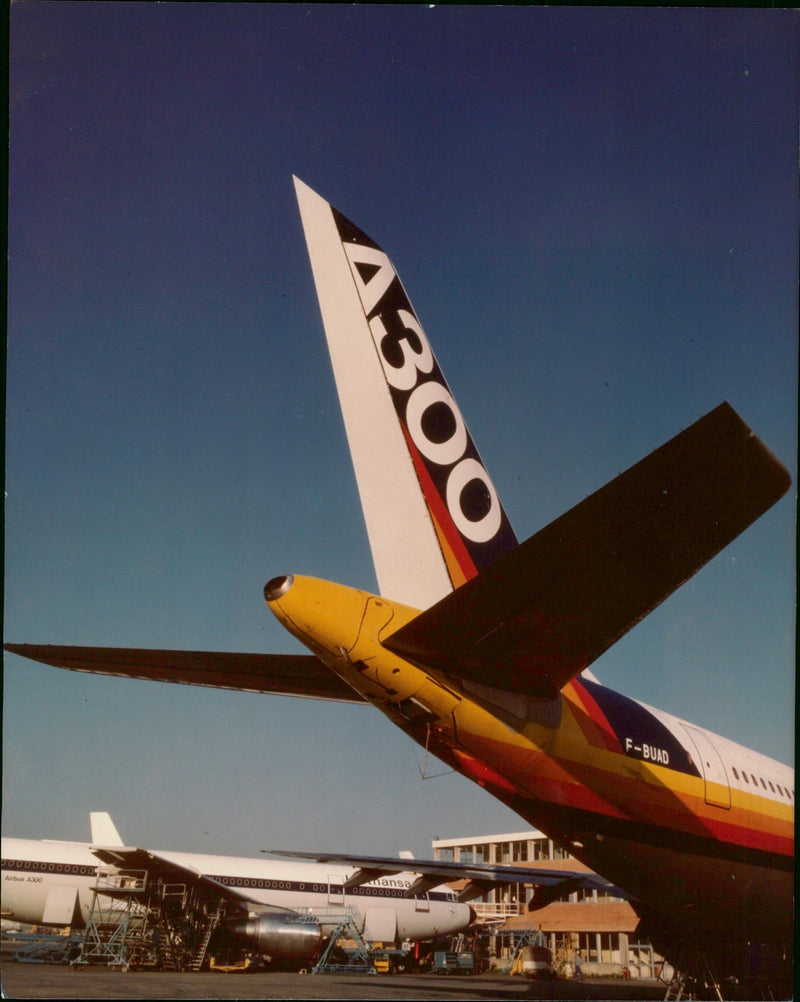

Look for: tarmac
[1,962,668,1000]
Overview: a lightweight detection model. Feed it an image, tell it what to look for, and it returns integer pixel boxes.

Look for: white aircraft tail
[90,811,124,846]
[294,177,518,609]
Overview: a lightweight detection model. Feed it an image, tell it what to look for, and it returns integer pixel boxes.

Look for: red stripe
[400,424,479,585]
[473,731,793,860]
[568,679,624,753]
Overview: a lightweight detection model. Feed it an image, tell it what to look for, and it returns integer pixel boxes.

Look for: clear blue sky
[4,5,797,857]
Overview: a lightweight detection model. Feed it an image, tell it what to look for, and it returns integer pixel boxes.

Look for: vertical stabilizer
[90,811,124,846]
[293,177,517,609]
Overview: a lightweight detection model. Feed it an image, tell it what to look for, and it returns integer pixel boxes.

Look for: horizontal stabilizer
[3,644,366,704]
[383,403,791,697]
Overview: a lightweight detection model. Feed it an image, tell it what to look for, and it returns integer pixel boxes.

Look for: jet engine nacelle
[230,907,322,963]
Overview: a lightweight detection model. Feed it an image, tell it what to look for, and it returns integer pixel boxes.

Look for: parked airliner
[1,812,471,966]
[5,178,793,993]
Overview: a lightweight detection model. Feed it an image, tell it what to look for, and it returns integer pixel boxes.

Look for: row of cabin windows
[729,766,793,800]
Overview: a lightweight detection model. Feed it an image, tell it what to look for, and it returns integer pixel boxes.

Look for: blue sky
[4,5,797,858]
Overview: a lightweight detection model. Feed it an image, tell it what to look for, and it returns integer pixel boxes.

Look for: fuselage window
[742,773,749,784]
[768,780,775,793]
[760,777,767,790]
[750,774,758,786]
[732,767,739,780]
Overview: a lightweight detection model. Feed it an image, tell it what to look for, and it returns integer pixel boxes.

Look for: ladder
[662,947,723,1002]
[663,968,689,1001]
[188,899,227,971]
[552,933,576,976]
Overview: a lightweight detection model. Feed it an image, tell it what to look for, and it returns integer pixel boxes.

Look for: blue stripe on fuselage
[576,678,701,776]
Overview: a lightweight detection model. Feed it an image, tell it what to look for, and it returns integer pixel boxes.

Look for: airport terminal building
[432,829,666,979]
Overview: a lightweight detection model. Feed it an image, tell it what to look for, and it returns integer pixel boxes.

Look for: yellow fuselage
[266,574,794,947]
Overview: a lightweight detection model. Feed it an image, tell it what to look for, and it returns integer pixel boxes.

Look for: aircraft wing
[3,644,367,704]
[383,402,791,698]
[89,845,260,914]
[264,849,633,904]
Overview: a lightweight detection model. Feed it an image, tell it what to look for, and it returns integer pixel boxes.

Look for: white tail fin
[293,177,517,609]
[90,811,124,846]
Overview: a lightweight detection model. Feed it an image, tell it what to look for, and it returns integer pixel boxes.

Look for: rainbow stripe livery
[5,179,792,992]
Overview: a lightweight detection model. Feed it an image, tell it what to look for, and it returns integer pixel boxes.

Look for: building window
[578,932,598,963]
[600,933,620,964]
[532,838,549,861]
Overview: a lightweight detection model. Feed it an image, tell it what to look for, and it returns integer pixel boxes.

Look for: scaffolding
[73,866,150,968]
[71,864,227,971]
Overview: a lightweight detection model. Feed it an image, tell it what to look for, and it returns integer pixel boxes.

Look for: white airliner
[1,812,471,965]
[5,178,793,994]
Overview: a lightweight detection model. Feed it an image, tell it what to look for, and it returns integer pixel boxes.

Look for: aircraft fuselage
[266,573,794,948]
[1,835,470,944]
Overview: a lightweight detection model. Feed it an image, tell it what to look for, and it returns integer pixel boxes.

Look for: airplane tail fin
[90,812,124,846]
[294,177,518,609]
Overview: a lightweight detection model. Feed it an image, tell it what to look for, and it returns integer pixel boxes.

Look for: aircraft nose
[264,575,294,602]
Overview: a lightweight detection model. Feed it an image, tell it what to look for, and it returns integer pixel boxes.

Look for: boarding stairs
[187,899,227,971]
[308,906,376,974]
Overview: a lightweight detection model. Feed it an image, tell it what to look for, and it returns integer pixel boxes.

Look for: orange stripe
[463,729,793,860]
[401,424,478,586]
[565,680,624,753]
